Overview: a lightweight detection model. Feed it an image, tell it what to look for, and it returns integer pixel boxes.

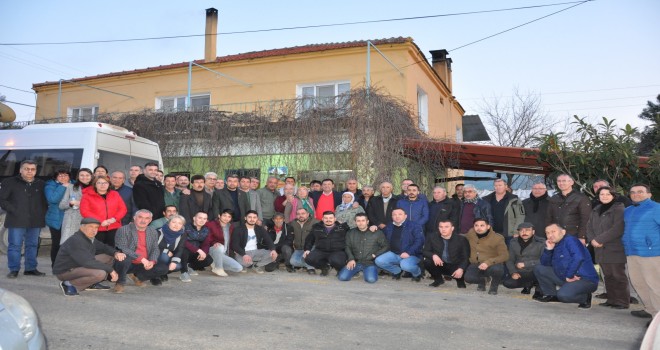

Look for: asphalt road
[0,254,649,350]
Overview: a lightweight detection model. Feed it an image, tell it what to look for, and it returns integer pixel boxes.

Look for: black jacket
[426,198,459,234]
[366,195,398,227]
[179,190,212,224]
[0,176,47,228]
[304,221,350,252]
[53,230,116,274]
[212,188,249,221]
[232,224,275,256]
[522,194,550,238]
[423,232,470,270]
[132,174,165,219]
[546,189,591,239]
[266,223,294,250]
[309,191,342,211]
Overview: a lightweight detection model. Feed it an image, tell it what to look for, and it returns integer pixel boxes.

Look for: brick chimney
[204,8,218,63]
[429,49,452,92]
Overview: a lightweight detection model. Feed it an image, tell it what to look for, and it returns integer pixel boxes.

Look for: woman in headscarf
[335,192,365,229]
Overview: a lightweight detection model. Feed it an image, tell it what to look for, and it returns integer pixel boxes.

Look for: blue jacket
[397,198,429,227]
[113,185,134,225]
[623,199,660,257]
[45,179,69,229]
[540,234,598,284]
[383,220,425,258]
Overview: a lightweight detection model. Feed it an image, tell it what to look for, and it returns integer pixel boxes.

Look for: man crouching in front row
[53,217,126,296]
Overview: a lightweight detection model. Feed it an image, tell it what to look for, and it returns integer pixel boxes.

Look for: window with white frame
[157,94,210,112]
[417,87,429,133]
[68,105,99,122]
[298,81,350,112]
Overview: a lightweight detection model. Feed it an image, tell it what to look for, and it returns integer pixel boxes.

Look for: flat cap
[517,222,534,230]
[80,217,101,225]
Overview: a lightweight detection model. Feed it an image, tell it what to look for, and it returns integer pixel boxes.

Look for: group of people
[1,161,658,326]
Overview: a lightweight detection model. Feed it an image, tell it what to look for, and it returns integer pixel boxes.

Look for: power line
[2,100,35,108]
[544,95,653,106]
[460,84,660,100]
[0,1,589,46]
[547,104,641,113]
[0,84,34,94]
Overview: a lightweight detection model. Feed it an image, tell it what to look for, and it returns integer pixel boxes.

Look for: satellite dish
[0,102,17,122]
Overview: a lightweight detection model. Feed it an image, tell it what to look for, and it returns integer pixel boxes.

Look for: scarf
[161,224,183,246]
[528,192,549,213]
[337,192,355,212]
[518,236,533,253]
[598,201,615,216]
[300,197,315,219]
[476,229,490,239]
[464,196,479,204]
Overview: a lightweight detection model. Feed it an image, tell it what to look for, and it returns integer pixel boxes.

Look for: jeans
[374,251,421,277]
[7,227,41,272]
[534,265,598,303]
[157,252,181,273]
[209,245,243,273]
[290,249,314,269]
[338,263,378,283]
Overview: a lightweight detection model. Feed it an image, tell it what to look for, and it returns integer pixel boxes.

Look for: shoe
[180,272,192,282]
[456,279,466,288]
[488,290,498,295]
[306,268,316,275]
[353,272,361,279]
[378,270,388,276]
[7,271,18,279]
[631,310,653,318]
[320,266,330,277]
[477,284,486,292]
[429,279,444,287]
[24,269,46,276]
[537,295,560,303]
[286,265,294,273]
[160,274,169,282]
[532,290,543,300]
[489,285,499,295]
[631,297,639,305]
[402,272,412,278]
[595,292,608,299]
[60,282,79,296]
[86,283,111,291]
[150,278,162,286]
[211,267,228,277]
[412,275,422,282]
[254,267,265,274]
[129,274,145,287]
[578,294,592,309]
[187,265,199,276]
[112,283,125,294]
[392,272,402,280]
[610,304,629,310]
[521,287,532,295]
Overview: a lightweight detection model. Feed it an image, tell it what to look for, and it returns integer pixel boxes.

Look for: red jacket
[202,220,234,254]
[80,187,127,231]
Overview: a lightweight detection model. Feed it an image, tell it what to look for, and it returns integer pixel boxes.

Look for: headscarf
[337,192,355,212]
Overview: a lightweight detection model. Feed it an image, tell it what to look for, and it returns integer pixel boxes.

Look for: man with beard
[464,218,509,295]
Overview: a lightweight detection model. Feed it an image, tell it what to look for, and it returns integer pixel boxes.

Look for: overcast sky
[1,0,658,132]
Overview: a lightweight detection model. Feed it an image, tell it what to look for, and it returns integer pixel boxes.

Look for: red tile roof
[33,37,414,89]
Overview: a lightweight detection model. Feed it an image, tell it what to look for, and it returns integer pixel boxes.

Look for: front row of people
[53,207,597,310]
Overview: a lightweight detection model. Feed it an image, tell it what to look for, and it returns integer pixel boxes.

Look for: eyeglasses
[630,191,647,195]
[57,174,69,178]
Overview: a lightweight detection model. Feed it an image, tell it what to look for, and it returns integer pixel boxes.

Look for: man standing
[426,186,459,235]
[483,179,525,245]
[240,176,263,220]
[179,175,212,225]
[397,179,414,200]
[503,222,545,298]
[623,184,660,321]
[257,176,279,226]
[374,208,425,282]
[163,174,183,210]
[423,220,469,288]
[249,177,260,191]
[175,175,190,191]
[110,171,134,225]
[1,160,48,278]
[310,179,342,221]
[113,209,168,293]
[127,165,142,187]
[303,211,349,276]
[522,183,550,238]
[53,217,125,296]
[204,172,219,195]
[278,176,297,195]
[396,183,429,227]
[290,208,319,273]
[546,174,591,244]
[148,205,178,230]
[343,178,363,199]
[338,213,389,283]
[367,181,398,230]
[132,162,166,220]
[452,184,464,202]
[458,184,493,234]
[464,218,509,295]
[212,174,249,222]
[232,210,277,273]
[534,223,598,308]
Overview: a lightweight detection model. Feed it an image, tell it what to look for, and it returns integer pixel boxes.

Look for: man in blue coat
[534,223,599,309]
[623,184,660,321]
[396,183,429,227]
[375,208,425,281]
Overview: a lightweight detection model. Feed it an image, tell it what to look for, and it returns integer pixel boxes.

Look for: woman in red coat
[80,175,127,248]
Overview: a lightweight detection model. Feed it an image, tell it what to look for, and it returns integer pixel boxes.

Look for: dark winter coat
[132,174,165,219]
[0,175,47,228]
[586,202,626,264]
[546,189,591,239]
[423,232,470,270]
[304,221,350,253]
